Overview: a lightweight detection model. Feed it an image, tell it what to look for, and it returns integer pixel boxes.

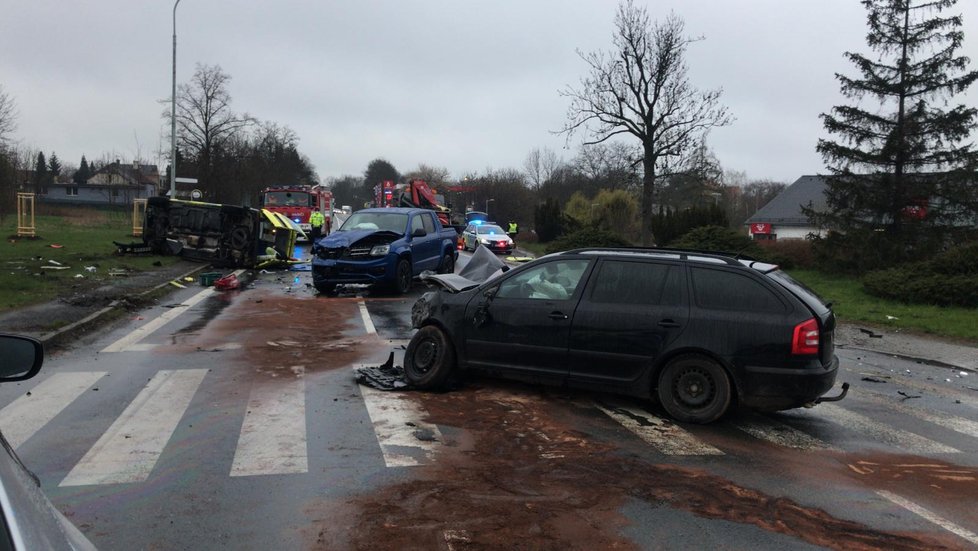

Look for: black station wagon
[405,247,846,423]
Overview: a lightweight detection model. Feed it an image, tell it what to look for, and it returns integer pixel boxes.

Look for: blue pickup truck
[311,207,459,295]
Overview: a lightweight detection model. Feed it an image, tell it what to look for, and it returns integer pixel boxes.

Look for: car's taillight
[791,318,820,355]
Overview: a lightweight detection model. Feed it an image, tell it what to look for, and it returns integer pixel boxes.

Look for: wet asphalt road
[0,249,976,550]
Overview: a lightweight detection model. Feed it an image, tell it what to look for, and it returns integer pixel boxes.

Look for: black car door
[567,259,688,385]
[463,258,592,380]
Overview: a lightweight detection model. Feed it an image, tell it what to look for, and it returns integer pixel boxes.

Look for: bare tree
[0,85,17,146]
[523,147,560,190]
[175,64,254,197]
[559,1,731,244]
[573,142,641,191]
[404,163,451,186]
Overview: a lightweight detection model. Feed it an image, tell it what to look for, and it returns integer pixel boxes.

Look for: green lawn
[0,207,180,312]
[788,269,978,344]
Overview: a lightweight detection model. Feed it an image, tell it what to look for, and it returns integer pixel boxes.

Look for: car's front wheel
[657,355,732,424]
[404,325,456,389]
[392,258,412,294]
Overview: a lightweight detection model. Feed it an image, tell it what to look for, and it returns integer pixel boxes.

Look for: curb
[839,344,978,375]
[38,264,209,346]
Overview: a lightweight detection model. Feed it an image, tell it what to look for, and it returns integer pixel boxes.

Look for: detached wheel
[439,251,455,274]
[657,355,731,424]
[392,258,412,294]
[404,325,456,389]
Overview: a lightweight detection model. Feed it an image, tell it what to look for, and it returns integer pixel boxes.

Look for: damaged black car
[405,247,846,424]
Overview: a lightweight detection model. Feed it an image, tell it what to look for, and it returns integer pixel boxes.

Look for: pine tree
[813,0,978,270]
[74,155,90,184]
[48,152,62,180]
[32,151,48,194]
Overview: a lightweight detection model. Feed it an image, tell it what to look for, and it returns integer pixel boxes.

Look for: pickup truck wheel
[404,325,456,389]
[393,258,412,294]
[657,355,731,424]
[438,251,455,274]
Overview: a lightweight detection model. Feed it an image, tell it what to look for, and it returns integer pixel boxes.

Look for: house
[44,160,160,206]
[744,175,827,240]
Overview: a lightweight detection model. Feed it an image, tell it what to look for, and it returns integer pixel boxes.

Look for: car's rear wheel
[404,325,456,389]
[657,355,732,424]
[393,258,412,294]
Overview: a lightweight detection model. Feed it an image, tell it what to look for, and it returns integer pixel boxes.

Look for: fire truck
[259,184,333,240]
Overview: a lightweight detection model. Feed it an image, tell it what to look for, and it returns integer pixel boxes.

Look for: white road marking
[733,417,838,451]
[60,369,208,486]
[0,371,106,449]
[358,371,442,467]
[230,367,308,477]
[596,402,724,456]
[101,287,216,352]
[877,490,978,546]
[858,389,978,439]
[358,300,376,335]
[818,403,959,454]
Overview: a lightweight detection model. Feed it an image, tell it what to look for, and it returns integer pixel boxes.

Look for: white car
[461,223,514,254]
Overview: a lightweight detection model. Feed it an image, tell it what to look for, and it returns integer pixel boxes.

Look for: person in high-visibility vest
[507,221,518,238]
[309,208,326,242]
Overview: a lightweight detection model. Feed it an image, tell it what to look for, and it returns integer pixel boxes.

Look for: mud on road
[150,282,970,550]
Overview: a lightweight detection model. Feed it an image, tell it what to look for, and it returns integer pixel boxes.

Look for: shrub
[670,225,761,255]
[862,241,978,307]
[756,239,816,270]
[544,228,633,254]
[533,198,568,242]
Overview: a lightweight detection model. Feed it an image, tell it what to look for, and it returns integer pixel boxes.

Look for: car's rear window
[766,270,830,315]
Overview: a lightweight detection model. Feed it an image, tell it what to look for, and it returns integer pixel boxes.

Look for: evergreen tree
[48,152,62,180]
[813,0,978,270]
[32,151,48,194]
[73,155,91,184]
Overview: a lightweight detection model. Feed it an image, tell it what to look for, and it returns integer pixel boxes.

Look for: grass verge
[1,206,180,312]
[789,269,978,344]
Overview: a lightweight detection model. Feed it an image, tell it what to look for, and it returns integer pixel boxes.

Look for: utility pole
[170,0,182,197]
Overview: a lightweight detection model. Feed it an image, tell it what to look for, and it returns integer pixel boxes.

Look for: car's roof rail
[561,246,758,266]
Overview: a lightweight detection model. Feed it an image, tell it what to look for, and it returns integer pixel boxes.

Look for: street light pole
[485,198,494,215]
[170,0,182,197]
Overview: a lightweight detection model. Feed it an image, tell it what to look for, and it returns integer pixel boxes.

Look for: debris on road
[355,352,412,391]
[896,391,921,400]
[862,376,888,383]
[214,273,240,291]
[859,327,884,338]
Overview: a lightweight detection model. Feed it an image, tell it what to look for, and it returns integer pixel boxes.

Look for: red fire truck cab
[259,185,334,240]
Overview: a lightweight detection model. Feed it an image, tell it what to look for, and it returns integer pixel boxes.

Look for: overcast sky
[3,0,977,185]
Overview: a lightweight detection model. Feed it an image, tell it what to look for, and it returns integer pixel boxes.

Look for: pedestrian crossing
[0,370,975,488]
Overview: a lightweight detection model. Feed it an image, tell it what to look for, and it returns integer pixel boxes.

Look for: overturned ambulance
[142,196,302,268]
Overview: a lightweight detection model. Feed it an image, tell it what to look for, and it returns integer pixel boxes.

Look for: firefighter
[309,207,326,242]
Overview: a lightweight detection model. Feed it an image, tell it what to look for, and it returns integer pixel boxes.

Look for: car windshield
[477,225,506,235]
[339,212,408,233]
[263,191,310,206]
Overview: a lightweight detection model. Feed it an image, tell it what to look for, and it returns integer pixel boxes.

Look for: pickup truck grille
[318,247,345,260]
[346,246,372,258]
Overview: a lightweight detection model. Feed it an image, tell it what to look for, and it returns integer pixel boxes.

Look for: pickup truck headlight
[370,244,390,256]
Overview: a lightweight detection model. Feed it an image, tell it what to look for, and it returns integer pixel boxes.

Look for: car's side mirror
[412,228,426,238]
[0,335,43,381]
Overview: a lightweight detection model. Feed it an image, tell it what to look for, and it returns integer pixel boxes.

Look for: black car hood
[421,245,507,292]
